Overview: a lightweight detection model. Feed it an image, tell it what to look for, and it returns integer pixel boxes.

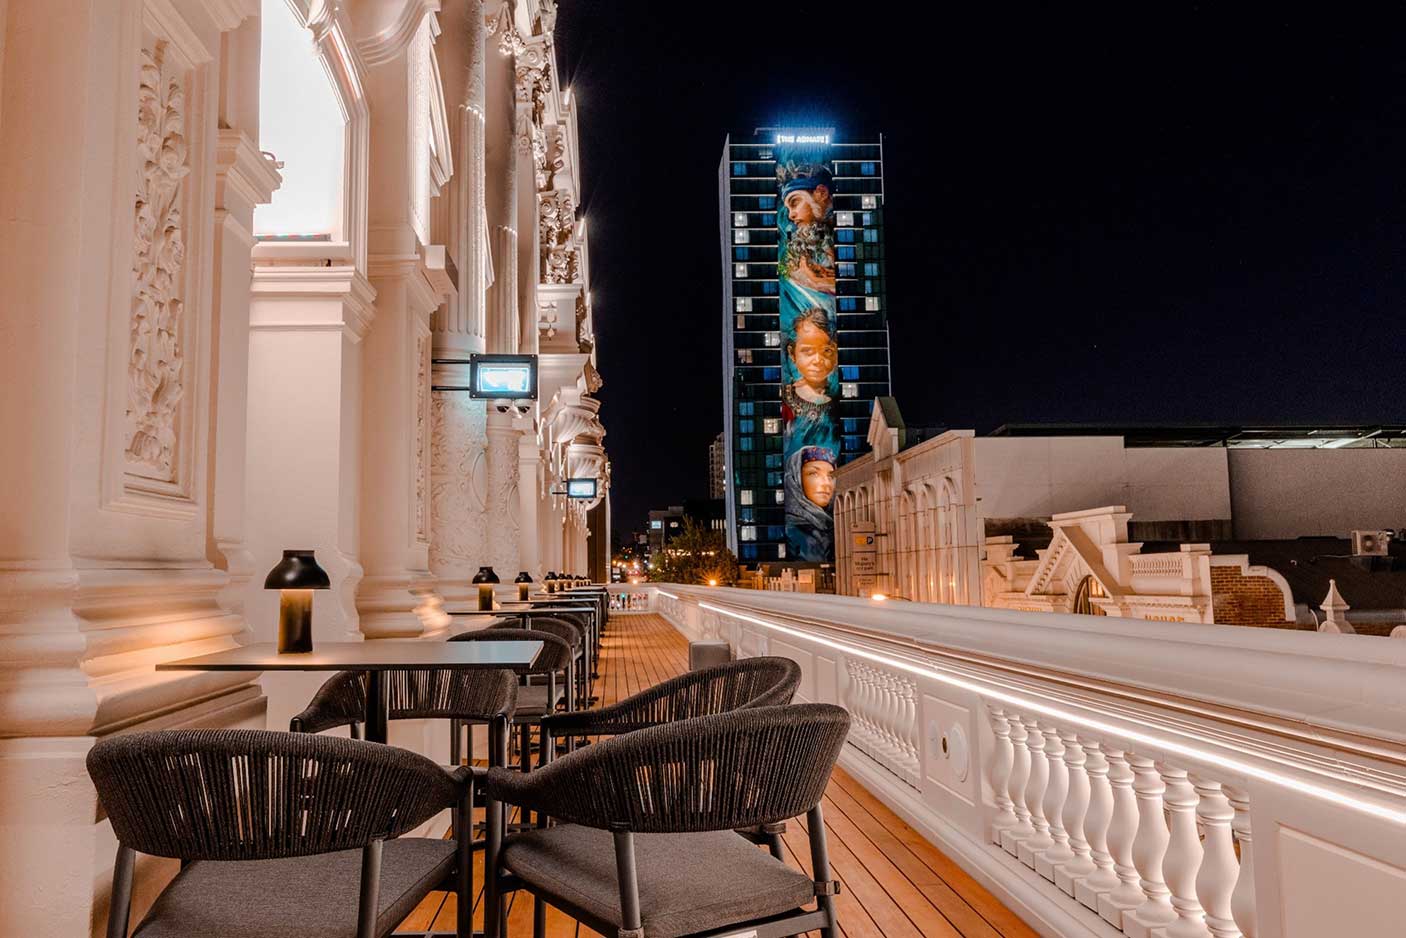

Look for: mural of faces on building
[776,141,840,564]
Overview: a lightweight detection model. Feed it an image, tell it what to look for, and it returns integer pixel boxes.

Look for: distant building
[983,506,1406,634]
[709,432,726,499]
[833,398,1406,635]
[647,505,686,558]
[719,127,891,565]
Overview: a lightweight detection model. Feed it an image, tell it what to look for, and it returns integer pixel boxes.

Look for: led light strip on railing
[697,600,1406,826]
[656,589,678,599]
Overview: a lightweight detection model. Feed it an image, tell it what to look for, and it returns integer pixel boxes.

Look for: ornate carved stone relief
[538,190,578,284]
[487,3,525,57]
[415,334,431,544]
[574,290,593,353]
[430,393,489,578]
[127,42,189,484]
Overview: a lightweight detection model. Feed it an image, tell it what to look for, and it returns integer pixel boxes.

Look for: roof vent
[1351,530,1391,557]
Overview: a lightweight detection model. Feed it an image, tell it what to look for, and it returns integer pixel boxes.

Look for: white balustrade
[651,584,1406,938]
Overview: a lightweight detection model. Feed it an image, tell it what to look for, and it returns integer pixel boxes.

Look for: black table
[157,640,543,744]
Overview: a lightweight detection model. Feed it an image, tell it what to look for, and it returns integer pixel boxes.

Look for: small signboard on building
[851,522,878,595]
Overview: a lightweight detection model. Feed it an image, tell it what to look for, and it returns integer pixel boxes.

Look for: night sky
[553,4,1406,540]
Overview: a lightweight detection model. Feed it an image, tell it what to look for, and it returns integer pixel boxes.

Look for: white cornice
[250,266,378,341]
[195,0,260,31]
[355,0,440,66]
[215,129,283,205]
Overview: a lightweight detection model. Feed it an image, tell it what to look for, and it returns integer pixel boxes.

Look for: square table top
[155,640,543,672]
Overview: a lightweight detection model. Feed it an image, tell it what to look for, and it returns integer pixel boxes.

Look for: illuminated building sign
[468,353,537,399]
[774,133,830,145]
[566,478,598,499]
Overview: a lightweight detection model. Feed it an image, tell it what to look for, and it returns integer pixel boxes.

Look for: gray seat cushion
[499,825,815,938]
[132,837,455,938]
[513,683,564,721]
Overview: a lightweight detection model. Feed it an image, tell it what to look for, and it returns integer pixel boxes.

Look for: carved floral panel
[127,41,189,485]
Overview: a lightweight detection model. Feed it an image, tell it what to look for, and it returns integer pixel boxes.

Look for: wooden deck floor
[399,613,1036,938]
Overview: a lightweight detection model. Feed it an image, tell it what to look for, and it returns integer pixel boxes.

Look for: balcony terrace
[398,609,1035,938]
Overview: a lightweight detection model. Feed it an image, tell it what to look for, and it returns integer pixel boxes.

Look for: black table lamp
[545,571,558,594]
[473,566,500,610]
[514,570,533,601]
[264,550,330,653]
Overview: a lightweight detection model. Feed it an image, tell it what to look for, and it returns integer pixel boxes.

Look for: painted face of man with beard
[783,183,832,226]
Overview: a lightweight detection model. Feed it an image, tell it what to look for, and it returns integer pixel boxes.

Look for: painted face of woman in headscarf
[802,457,835,508]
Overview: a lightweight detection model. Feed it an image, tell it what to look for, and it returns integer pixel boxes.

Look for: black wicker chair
[538,655,803,857]
[289,666,517,777]
[448,628,575,778]
[88,728,488,938]
[525,615,587,711]
[483,704,851,938]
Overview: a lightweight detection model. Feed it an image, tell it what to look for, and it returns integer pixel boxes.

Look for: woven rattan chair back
[289,667,517,735]
[88,729,456,861]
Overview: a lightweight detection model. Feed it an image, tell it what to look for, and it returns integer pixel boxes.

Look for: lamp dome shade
[545,571,558,580]
[514,571,533,583]
[472,566,500,584]
[263,550,331,590]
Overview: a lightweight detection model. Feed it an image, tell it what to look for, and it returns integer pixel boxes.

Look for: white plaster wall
[972,438,1231,522]
[1228,448,1406,538]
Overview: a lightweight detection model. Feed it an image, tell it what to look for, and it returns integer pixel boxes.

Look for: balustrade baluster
[986,707,1018,843]
[1077,741,1121,911]
[1004,714,1034,855]
[1098,748,1146,929]
[1037,725,1073,880]
[1056,730,1096,896]
[1124,755,1177,937]
[1192,777,1242,938]
[1225,786,1257,938]
[1019,717,1052,868]
[1161,765,1210,938]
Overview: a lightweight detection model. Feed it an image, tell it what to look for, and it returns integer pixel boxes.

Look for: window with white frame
[734,229,750,244]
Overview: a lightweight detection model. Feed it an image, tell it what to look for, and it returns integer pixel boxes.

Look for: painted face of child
[802,459,835,508]
[791,319,837,390]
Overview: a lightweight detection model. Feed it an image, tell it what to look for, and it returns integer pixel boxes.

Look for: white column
[484,413,523,577]
[430,0,490,605]
[518,435,543,578]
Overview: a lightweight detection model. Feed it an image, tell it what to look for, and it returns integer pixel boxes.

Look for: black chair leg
[612,830,643,936]
[456,778,474,938]
[532,896,546,938]
[807,805,839,938]
[484,719,509,938]
[356,840,383,938]
[106,845,135,938]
